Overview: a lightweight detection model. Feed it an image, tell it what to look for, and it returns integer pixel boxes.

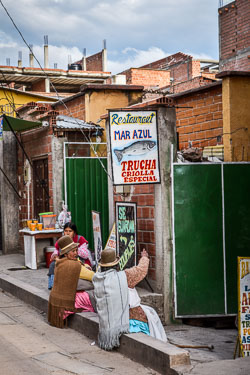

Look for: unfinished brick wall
[31,79,46,92]
[114,184,156,280]
[169,76,216,94]
[219,0,250,71]
[124,68,170,88]
[86,51,103,71]
[54,95,86,120]
[174,83,223,149]
[141,52,191,70]
[140,52,202,84]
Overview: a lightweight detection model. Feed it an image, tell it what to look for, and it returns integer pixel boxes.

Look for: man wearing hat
[48,235,95,328]
[93,248,167,350]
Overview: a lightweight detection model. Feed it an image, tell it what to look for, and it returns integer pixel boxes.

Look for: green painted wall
[224,164,250,313]
[66,158,109,254]
[174,163,250,317]
[174,164,224,316]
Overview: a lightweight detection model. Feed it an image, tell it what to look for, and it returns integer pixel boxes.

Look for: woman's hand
[50,253,58,261]
[84,264,92,270]
[141,248,149,258]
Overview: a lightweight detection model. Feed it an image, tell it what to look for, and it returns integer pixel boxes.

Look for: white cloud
[0,0,219,71]
[0,31,17,49]
[108,47,167,74]
[32,45,82,69]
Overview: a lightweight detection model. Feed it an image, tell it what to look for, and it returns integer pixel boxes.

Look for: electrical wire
[185,126,248,148]
[0,0,114,185]
[0,72,19,116]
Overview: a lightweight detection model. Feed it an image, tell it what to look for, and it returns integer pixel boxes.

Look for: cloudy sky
[0,0,220,74]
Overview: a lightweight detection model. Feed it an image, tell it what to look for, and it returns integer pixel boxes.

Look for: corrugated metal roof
[56,115,102,131]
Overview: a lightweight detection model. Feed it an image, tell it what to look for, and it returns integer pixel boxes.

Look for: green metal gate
[173,163,250,317]
[64,142,109,252]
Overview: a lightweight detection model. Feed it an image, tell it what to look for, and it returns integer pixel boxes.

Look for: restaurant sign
[109,110,160,185]
[238,257,250,357]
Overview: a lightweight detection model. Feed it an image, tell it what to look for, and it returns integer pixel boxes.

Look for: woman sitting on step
[48,222,94,289]
[48,235,95,328]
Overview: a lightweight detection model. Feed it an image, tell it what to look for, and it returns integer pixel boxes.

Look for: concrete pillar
[29,53,34,68]
[0,132,20,253]
[18,51,22,68]
[82,57,87,71]
[44,36,50,93]
[82,48,87,71]
[102,40,107,72]
[222,75,250,162]
[44,46,49,69]
[155,107,176,323]
[52,137,67,216]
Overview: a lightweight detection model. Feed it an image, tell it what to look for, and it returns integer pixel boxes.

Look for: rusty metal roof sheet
[56,115,102,131]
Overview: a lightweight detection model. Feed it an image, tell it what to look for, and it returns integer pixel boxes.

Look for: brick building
[218,0,250,71]
[14,103,102,242]
[116,52,219,94]
[52,83,144,135]
[0,39,110,94]
[172,82,223,150]
[10,84,143,251]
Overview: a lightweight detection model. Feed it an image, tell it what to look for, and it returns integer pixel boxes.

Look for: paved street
[0,289,159,375]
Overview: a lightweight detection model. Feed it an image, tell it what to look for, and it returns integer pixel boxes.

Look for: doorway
[33,158,49,218]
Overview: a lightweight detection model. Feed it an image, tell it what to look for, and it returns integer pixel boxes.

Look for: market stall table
[19,229,63,269]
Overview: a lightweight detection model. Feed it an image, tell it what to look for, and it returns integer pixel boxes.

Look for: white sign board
[238,257,250,357]
[92,211,102,263]
[109,110,160,185]
[104,223,116,252]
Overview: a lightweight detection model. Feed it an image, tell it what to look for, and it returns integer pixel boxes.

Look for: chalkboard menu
[115,202,137,270]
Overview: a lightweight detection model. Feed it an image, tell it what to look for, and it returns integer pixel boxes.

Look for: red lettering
[140,160,145,170]
[121,161,127,171]
[134,160,139,170]
[127,160,133,170]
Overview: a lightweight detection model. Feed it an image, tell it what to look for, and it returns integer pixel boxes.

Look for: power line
[0,0,113,185]
[0,70,19,116]
[183,126,248,148]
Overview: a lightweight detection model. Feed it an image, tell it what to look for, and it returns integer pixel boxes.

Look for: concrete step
[137,286,164,322]
[0,271,191,375]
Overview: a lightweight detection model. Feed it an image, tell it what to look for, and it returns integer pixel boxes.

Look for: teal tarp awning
[1,114,42,132]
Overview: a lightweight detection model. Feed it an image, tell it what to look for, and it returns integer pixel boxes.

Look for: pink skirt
[64,291,94,319]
